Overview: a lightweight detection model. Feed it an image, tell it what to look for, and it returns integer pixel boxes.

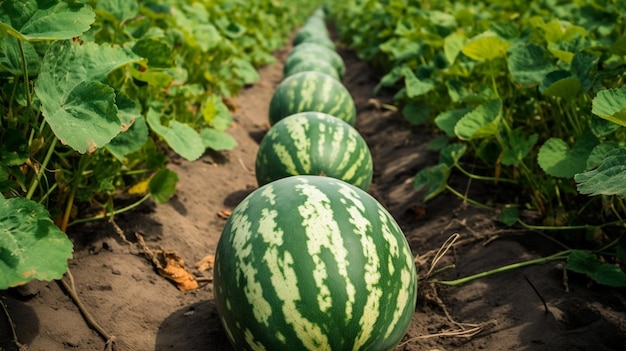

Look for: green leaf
[507,43,556,86]
[540,70,581,98]
[462,32,510,61]
[537,132,598,178]
[404,67,434,98]
[499,206,519,226]
[201,128,237,151]
[566,251,626,287]
[0,0,95,41]
[148,168,179,204]
[439,143,467,167]
[132,37,173,68]
[575,147,626,197]
[0,34,40,76]
[96,0,139,23]
[106,116,149,161]
[443,32,465,64]
[146,108,205,161]
[592,88,626,128]
[426,135,449,151]
[34,40,141,153]
[454,99,502,140]
[0,196,73,289]
[0,130,29,166]
[202,95,233,131]
[585,142,621,170]
[402,102,430,126]
[434,108,472,138]
[502,129,538,166]
[232,57,260,85]
[591,115,622,138]
[414,164,451,202]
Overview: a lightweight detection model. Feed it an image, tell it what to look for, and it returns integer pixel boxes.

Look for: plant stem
[26,137,58,200]
[67,193,151,227]
[445,184,493,210]
[517,218,625,231]
[434,250,572,286]
[454,162,517,184]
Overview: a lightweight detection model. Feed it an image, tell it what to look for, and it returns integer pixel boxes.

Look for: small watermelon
[283,58,340,80]
[284,43,345,77]
[214,175,418,351]
[255,112,373,190]
[268,71,356,126]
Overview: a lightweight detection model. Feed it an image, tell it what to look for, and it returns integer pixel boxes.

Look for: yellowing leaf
[462,32,510,61]
[128,179,150,195]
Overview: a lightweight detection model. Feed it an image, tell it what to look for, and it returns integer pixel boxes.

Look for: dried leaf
[217,209,232,219]
[195,254,215,271]
[156,251,198,291]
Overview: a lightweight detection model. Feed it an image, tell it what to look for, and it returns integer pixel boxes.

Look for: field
[1,32,625,351]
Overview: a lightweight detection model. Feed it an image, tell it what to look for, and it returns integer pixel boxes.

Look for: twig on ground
[523,274,549,314]
[59,268,135,351]
[0,298,28,351]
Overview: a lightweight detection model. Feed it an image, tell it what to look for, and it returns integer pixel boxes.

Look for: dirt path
[1,37,626,351]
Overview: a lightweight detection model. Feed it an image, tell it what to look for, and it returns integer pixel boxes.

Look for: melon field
[1,1,626,350]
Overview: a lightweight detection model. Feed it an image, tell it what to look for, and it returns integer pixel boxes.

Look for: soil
[2,36,626,351]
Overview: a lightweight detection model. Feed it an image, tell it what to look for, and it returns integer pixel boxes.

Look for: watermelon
[268,71,356,126]
[255,112,373,190]
[293,32,336,50]
[285,43,345,77]
[213,175,418,351]
[283,58,340,80]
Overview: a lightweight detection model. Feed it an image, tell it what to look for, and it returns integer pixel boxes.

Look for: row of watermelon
[213,8,418,351]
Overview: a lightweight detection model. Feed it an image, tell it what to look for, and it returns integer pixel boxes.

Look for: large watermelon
[255,112,373,190]
[213,175,418,351]
[268,71,356,126]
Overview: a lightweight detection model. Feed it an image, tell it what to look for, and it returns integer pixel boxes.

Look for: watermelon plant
[213,175,417,351]
[255,112,373,190]
[0,0,326,289]
[268,71,356,126]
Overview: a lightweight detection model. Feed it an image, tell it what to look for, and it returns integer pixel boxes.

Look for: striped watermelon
[255,112,373,190]
[283,58,340,80]
[268,71,356,126]
[284,43,345,77]
[213,175,418,351]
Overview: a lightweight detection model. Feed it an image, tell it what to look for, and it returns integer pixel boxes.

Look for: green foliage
[0,0,324,288]
[328,0,626,286]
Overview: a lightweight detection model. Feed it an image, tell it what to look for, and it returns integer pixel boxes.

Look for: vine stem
[26,137,58,200]
[67,194,151,227]
[445,184,493,210]
[433,250,572,286]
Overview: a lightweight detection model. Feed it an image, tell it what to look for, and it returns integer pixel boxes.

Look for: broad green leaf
[454,99,502,140]
[374,65,405,93]
[610,34,626,55]
[0,196,73,289]
[537,132,598,178]
[540,71,581,98]
[34,40,141,153]
[146,108,205,161]
[445,80,494,104]
[502,129,538,166]
[426,135,449,152]
[232,57,260,85]
[443,32,465,64]
[0,34,40,76]
[499,206,519,227]
[148,168,179,204]
[0,0,95,41]
[591,117,622,138]
[571,52,598,93]
[462,32,510,61]
[585,142,621,169]
[202,95,233,131]
[566,251,626,287]
[404,67,434,98]
[132,37,173,68]
[434,108,472,138]
[414,164,451,202]
[439,143,467,167]
[507,43,555,86]
[592,88,626,128]
[128,65,174,88]
[402,102,430,126]
[575,147,626,197]
[201,128,237,151]
[106,116,149,161]
[96,0,139,23]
